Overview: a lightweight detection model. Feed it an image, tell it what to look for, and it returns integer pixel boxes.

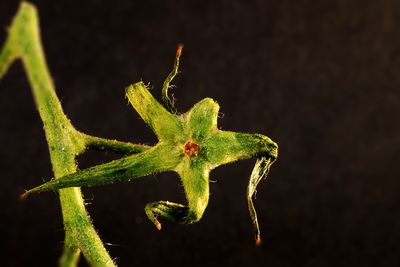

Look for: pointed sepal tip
[19,191,28,201]
[255,235,262,246]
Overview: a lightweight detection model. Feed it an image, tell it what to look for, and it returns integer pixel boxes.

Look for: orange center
[183,141,199,157]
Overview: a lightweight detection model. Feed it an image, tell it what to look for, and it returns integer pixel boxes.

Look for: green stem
[81,133,151,155]
[59,234,80,267]
[0,2,116,266]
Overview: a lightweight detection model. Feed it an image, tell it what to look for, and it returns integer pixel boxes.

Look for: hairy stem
[59,234,80,267]
[81,133,151,155]
[0,2,118,266]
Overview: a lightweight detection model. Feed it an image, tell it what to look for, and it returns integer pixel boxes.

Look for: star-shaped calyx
[126,81,278,230]
[22,46,278,244]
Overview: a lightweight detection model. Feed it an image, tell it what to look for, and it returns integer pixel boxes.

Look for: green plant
[1,2,278,266]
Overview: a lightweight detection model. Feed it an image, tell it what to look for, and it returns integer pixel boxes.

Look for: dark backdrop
[0,0,399,266]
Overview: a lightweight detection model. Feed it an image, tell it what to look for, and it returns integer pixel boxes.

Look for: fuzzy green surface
[0,2,125,266]
[27,80,278,234]
[3,3,279,262]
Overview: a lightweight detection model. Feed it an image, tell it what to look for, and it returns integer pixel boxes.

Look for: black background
[0,0,399,266]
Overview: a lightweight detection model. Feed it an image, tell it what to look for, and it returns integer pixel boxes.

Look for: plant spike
[22,143,183,197]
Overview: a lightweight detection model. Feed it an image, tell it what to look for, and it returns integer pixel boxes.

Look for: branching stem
[0,2,142,266]
[1,2,279,264]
